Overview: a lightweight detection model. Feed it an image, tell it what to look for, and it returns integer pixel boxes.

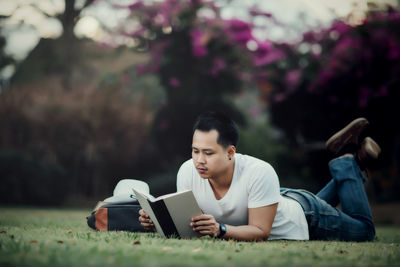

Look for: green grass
[1,207,400,266]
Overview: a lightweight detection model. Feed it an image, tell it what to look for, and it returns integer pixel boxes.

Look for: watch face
[221,224,226,232]
[219,223,227,237]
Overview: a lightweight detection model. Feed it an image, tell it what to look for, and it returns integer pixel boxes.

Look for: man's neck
[208,159,235,194]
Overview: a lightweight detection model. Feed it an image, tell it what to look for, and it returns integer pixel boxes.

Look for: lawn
[1,207,399,267]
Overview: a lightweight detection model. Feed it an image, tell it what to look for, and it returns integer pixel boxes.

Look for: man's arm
[191,203,278,241]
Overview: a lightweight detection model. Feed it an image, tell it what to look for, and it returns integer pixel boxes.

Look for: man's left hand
[191,214,220,237]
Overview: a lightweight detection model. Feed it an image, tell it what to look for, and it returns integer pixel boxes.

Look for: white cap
[103,179,149,203]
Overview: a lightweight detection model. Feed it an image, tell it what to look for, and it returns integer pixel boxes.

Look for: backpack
[86,200,147,232]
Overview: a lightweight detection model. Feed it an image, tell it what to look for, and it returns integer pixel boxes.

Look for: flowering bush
[113,0,280,160]
[256,8,400,194]
[110,1,400,193]
[257,8,400,143]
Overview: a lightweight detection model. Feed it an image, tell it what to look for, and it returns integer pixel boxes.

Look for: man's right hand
[138,209,155,231]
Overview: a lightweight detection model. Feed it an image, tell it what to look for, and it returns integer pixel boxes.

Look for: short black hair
[192,111,239,148]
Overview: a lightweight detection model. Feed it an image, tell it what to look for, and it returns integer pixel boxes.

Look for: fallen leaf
[192,247,201,253]
[133,241,141,245]
[30,240,38,244]
[162,246,172,251]
[282,246,286,249]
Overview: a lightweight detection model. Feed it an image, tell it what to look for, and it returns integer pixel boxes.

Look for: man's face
[192,129,233,179]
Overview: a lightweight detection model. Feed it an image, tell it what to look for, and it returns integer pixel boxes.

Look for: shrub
[0,76,152,204]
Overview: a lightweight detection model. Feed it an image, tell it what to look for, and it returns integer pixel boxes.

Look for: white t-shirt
[176,153,309,240]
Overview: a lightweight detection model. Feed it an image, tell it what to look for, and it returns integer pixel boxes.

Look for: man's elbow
[255,229,270,242]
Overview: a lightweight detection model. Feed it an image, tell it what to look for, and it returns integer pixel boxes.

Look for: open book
[133,189,203,238]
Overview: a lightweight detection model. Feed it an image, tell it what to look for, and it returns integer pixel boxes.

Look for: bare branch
[30,3,56,18]
[83,0,97,10]
[77,0,97,15]
[0,15,11,20]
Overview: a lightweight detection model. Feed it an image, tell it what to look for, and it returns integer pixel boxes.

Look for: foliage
[111,0,279,165]
[3,0,399,202]
[0,35,14,71]
[238,124,319,191]
[1,207,400,267]
[0,150,66,205]
[107,2,400,196]
[0,79,152,204]
[261,8,400,139]
[254,7,400,195]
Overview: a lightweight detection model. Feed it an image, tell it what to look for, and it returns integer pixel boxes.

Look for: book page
[154,191,184,201]
[133,189,165,237]
[163,190,202,238]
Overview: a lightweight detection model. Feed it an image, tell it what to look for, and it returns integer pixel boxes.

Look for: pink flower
[210,57,226,76]
[285,69,301,91]
[254,42,285,66]
[225,19,254,46]
[376,86,388,97]
[331,20,352,35]
[136,65,148,74]
[113,1,143,10]
[249,106,261,117]
[190,0,204,5]
[168,77,180,87]
[148,41,169,72]
[249,9,272,18]
[190,29,208,57]
[302,31,317,43]
[274,93,285,102]
[335,37,360,54]
[127,2,144,11]
[130,27,145,38]
[388,39,400,60]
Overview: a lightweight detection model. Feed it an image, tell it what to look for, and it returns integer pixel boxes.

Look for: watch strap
[218,223,227,238]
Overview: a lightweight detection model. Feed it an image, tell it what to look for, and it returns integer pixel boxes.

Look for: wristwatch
[218,223,227,238]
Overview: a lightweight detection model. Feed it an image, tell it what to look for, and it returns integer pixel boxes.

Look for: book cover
[133,189,203,238]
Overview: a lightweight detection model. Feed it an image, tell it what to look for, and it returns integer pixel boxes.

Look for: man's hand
[138,209,155,231]
[191,214,220,237]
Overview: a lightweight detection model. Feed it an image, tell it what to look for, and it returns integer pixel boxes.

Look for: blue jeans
[280,156,375,241]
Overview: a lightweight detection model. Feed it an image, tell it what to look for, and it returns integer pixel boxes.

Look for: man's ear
[227,145,236,159]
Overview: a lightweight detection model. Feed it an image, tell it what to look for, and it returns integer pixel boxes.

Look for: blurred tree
[0,35,14,69]
[258,7,400,198]
[2,0,96,89]
[112,0,282,171]
[0,78,153,204]
[0,149,67,205]
[0,34,14,90]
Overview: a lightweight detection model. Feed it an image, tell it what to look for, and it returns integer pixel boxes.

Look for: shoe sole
[362,137,381,159]
[325,118,369,154]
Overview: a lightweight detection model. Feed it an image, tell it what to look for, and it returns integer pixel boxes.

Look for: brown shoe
[325,118,369,155]
[357,137,381,164]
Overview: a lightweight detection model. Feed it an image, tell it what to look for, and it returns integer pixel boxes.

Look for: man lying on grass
[139,112,379,242]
